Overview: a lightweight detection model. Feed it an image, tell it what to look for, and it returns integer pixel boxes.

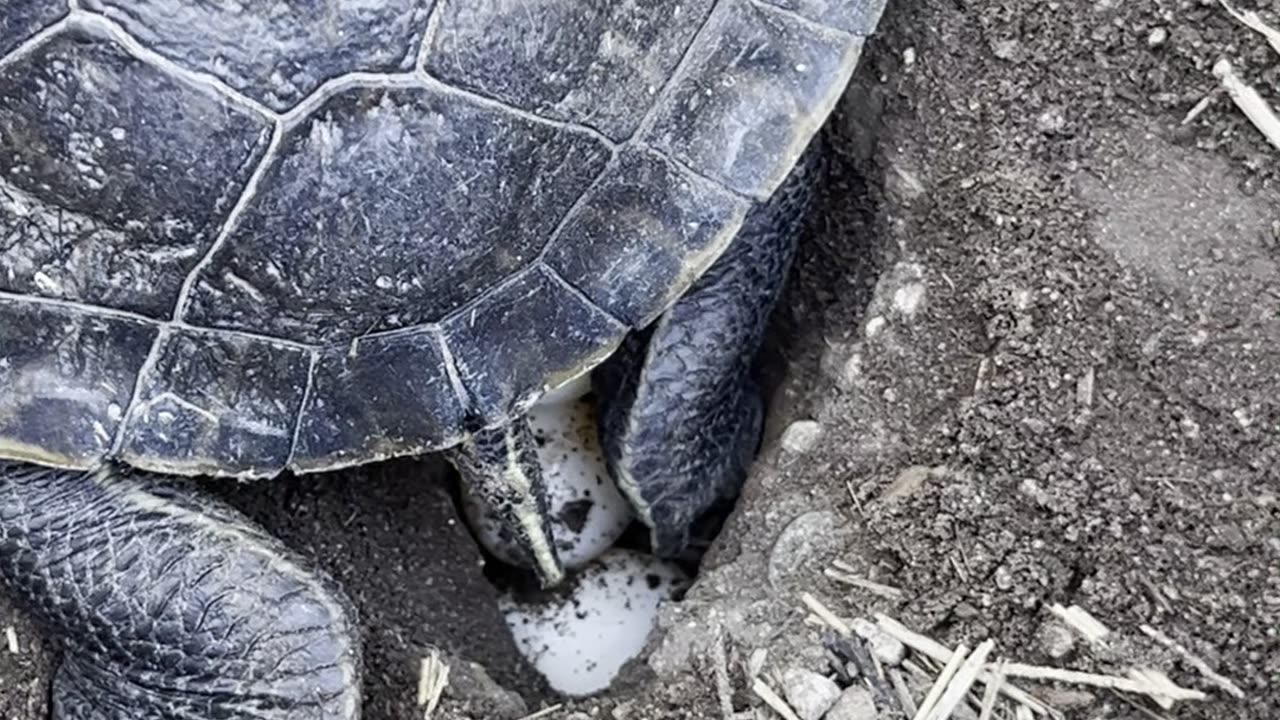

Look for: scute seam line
[413,0,449,70]
[417,69,618,151]
[106,325,170,460]
[647,144,756,201]
[170,123,283,322]
[0,15,70,72]
[0,292,317,350]
[284,348,320,469]
[627,0,726,144]
[278,72,423,130]
[536,263,627,331]
[73,11,279,122]
[533,154,619,266]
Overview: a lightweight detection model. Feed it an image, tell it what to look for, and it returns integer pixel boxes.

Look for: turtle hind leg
[444,421,565,587]
[0,461,361,720]
[595,141,822,558]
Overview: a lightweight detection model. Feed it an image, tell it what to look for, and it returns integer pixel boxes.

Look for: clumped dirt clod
[1,0,1277,718]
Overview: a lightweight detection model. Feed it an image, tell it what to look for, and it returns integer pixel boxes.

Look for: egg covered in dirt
[500,549,688,696]
[462,392,633,569]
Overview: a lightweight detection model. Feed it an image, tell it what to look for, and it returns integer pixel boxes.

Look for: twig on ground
[1220,0,1280,55]
[752,678,804,720]
[911,644,969,720]
[876,614,1057,718]
[801,593,853,636]
[890,668,920,717]
[824,567,906,600]
[1213,58,1280,151]
[845,480,866,517]
[1128,667,1180,710]
[924,640,996,720]
[1048,604,1110,644]
[977,660,1007,720]
[711,622,736,719]
[518,704,564,720]
[1109,690,1176,720]
[1181,92,1218,125]
[1140,624,1247,699]
[998,662,1205,702]
[416,650,450,719]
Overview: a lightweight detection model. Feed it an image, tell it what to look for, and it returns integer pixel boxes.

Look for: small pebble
[851,618,906,665]
[826,687,878,720]
[1147,27,1168,47]
[892,282,926,316]
[1038,622,1075,659]
[993,39,1020,60]
[780,667,840,720]
[1036,108,1066,134]
[781,420,823,453]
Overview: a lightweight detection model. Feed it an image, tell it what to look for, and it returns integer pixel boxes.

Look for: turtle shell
[0,0,885,478]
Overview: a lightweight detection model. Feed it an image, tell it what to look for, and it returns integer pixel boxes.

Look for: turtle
[0,0,886,717]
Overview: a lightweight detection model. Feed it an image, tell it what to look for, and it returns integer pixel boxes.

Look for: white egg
[500,549,688,696]
[462,395,633,569]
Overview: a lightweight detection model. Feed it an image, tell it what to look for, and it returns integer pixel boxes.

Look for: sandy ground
[1,0,1277,718]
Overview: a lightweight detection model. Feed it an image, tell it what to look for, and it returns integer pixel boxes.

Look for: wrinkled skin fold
[0,462,361,720]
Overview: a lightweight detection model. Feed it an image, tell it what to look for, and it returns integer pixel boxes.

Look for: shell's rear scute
[290,329,465,473]
[0,299,156,469]
[640,0,867,200]
[423,0,718,141]
[542,148,751,328]
[116,329,312,478]
[442,268,625,425]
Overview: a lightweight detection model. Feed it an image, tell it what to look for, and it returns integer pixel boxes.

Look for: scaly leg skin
[596,142,822,557]
[445,421,565,586]
[0,461,361,720]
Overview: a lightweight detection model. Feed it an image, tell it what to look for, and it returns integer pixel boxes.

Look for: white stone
[463,394,632,569]
[501,550,687,696]
[780,420,823,453]
[892,282,926,316]
[826,687,878,720]
[780,668,840,720]
[851,618,906,665]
